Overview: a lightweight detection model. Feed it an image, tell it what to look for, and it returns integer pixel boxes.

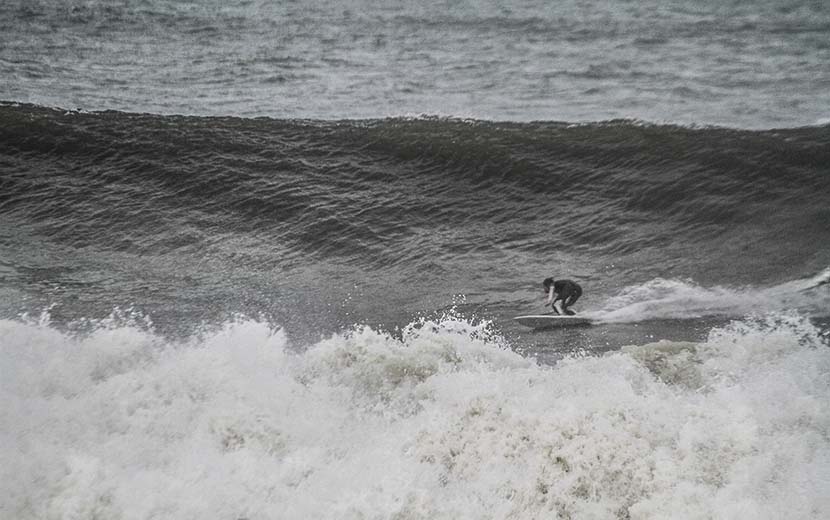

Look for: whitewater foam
[589,272,830,323]
[2,313,829,519]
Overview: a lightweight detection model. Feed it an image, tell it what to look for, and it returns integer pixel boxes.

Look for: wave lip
[2,314,830,519]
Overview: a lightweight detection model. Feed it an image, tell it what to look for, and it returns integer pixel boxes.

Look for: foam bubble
[2,314,829,519]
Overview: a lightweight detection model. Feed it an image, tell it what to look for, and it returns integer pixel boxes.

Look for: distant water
[2,1,830,518]
[2,0,829,127]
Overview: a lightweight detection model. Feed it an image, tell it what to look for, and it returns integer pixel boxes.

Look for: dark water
[1,102,828,348]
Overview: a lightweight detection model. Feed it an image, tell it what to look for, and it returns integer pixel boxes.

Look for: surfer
[543,277,582,315]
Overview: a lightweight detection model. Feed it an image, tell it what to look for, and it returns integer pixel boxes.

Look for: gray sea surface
[2,0,828,127]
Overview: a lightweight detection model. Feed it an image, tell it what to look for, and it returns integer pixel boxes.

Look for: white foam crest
[589,272,830,323]
[2,314,829,519]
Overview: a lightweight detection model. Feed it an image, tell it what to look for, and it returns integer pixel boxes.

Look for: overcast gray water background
[2,0,829,127]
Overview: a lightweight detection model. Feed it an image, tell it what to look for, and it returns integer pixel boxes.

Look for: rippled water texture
[2,0,829,127]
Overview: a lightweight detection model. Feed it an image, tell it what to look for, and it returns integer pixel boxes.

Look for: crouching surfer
[542,277,582,315]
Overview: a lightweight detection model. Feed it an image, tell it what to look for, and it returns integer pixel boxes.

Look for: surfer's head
[542,277,554,290]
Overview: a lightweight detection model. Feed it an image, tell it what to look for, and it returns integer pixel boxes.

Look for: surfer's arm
[545,287,556,304]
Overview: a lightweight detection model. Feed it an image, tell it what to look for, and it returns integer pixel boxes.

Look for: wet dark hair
[542,277,554,289]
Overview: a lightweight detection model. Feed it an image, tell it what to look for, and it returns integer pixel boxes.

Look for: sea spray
[2,314,828,519]
[591,276,830,323]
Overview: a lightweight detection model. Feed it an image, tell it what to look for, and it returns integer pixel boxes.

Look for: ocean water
[2,1,830,519]
[2,0,830,127]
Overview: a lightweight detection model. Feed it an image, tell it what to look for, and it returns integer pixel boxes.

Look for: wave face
[2,314,829,519]
[1,103,829,336]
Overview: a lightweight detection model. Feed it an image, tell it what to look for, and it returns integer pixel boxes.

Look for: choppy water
[2,1,830,518]
[2,0,829,127]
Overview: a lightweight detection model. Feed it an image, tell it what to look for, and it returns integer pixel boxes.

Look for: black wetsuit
[551,279,582,315]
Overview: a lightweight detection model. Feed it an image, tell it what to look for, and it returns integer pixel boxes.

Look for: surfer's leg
[562,292,580,315]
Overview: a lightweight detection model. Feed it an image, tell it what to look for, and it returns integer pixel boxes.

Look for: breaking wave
[2,312,828,519]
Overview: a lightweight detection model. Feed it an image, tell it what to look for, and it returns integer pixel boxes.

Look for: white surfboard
[513,314,592,329]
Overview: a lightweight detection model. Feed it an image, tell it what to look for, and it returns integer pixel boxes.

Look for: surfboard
[513,314,592,329]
